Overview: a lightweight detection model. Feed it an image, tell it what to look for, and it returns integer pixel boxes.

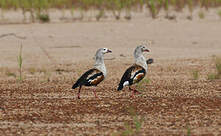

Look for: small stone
[161,103,167,106]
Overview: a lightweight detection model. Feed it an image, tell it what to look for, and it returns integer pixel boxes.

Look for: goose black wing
[72,68,104,89]
[117,65,146,91]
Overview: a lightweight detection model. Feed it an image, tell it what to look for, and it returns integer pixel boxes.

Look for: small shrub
[38,14,50,23]
[218,10,221,19]
[192,70,199,80]
[136,78,150,92]
[5,71,16,77]
[198,11,205,19]
[187,127,191,136]
[96,9,104,21]
[112,107,143,136]
[208,57,221,80]
[215,57,221,77]
[208,74,217,80]
[28,68,36,75]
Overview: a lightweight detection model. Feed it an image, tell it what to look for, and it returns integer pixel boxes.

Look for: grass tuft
[28,67,36,75]
[218,10,221,19]
[5,71,16,78]
[192,70,199,80]
[38,13,50,23]
[198,11,205,19]
[136,78,150,92]
[215,57,221,76]
[187,127,191,136]
[112,107,143,136]
[208,74,217,80]
[208,56,221,80]
[17,44,23,81]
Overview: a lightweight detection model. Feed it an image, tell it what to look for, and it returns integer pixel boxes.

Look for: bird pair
[72,44,153,99]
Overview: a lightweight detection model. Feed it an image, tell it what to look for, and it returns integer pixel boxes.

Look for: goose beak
[107,49,112,53]
[143,49,150,52]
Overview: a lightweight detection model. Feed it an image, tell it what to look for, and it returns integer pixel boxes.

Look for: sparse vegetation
[0,0,221,22]
[187,127,191,136]
[5,71,16,78]
[112,107,143,136]
[136,78,150,92]
[198,11,205,19]
[38,13,50,23]
[218,10,221,19]
[0,58,221,135]
[17,44,23,81]
[192,70,199,80]
[215,57,221,77]
[208,57,221,80]
[28,67,36,75]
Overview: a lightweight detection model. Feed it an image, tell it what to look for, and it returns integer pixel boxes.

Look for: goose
[72,48,112,99]
[117,45,151,97]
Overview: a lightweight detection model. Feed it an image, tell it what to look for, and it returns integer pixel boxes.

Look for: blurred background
[0,0,221,23]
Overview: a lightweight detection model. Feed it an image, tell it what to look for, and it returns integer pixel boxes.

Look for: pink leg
[93,89,98,98]
[77,86,81,99]
[129,87,134,98]
[129,87,140,98]
[130,90,135,98]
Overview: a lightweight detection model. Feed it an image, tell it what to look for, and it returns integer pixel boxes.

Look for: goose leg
[129,87,140,98]
[129,87,134,98]
[92,88,98,98]
[78,86,82,99]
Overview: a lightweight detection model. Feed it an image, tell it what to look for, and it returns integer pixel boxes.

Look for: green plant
[187,127,191,136]
[70,6,75,19]
[17,44,23,81]
[5,71,16,78]
[218,10,221,19]
[112,107,143,136]
[38,13,50,22]
[208,73,217,80]
[192,70,199,80]
[96,9,104,21]
[2,0,221,23]
[187,0,193,18]
[164,0,169,17]
[208,56,221,80]
[28,67,36,75]
[0,0,6,19]
[149,0,157,18]
[215,57,221,76]
[136,78,150,92]
[198,11,205,19]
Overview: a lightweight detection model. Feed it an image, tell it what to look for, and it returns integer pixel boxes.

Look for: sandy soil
[0,19,221,68]
[0,12,221,135]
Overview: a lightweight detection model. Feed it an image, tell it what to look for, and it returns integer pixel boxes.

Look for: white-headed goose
[72,48,112,99]
[117,45,151,97]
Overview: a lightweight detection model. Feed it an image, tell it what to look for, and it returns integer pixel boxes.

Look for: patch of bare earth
[0,58,221,135]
